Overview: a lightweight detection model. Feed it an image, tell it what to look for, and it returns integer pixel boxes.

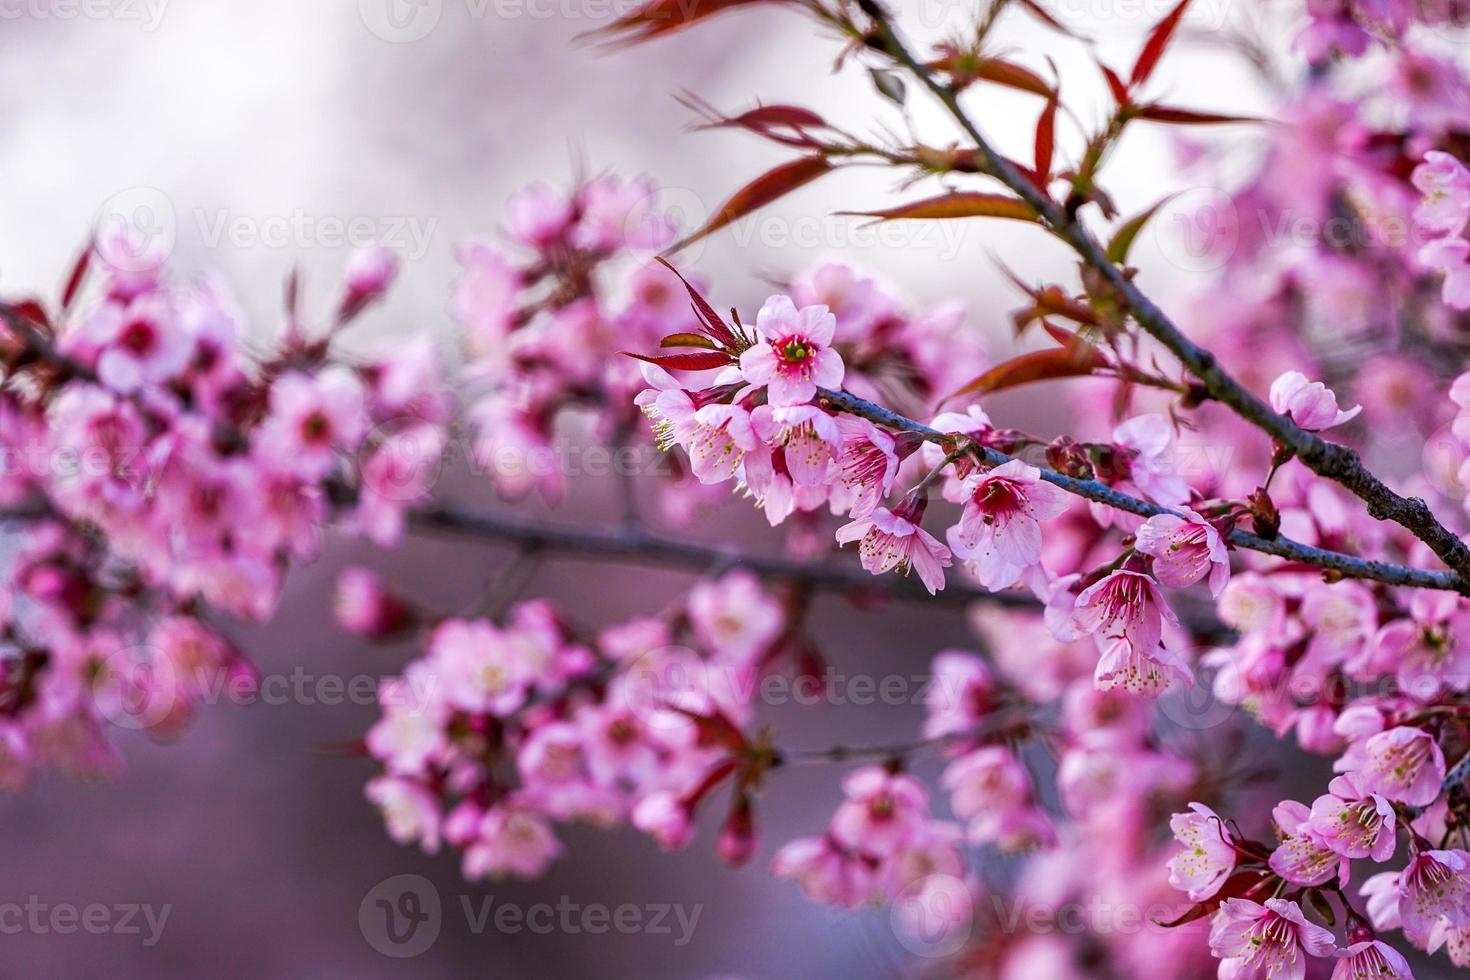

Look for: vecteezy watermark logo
[95,186,177,274]
[891,874,973,959]
[358,876,705,956]
[1151,186,1238,274]
[0,897,171,947]
[359,874,442,958]
[0,0,170,30]
[359,0,442,41]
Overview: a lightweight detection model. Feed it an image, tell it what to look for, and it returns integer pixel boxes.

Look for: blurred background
[0,0,1281,975]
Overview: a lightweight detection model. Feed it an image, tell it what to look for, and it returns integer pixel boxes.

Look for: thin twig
[819,387,1470,594]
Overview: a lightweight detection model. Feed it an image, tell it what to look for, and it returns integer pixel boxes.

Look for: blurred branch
[408,505,1035,608]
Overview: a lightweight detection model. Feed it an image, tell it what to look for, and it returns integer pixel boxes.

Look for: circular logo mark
[1149,186,1238,274]
[358,0,443,42]
[91,644,178,732]
[891,873,973,959]
[94,187,176,274]
[359,874,442,958]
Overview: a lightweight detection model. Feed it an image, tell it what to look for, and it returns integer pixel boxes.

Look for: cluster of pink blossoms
[0,234,448,787]
[348,568,791,878]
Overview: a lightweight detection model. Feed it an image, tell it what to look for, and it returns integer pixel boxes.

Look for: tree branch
[819,388,1470,595]
[857,2,1470,584]
[408,505,1038,607]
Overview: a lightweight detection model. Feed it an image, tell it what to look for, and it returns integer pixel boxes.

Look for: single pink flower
[1399,849,1470,945]
[1268,799,1348,887]
[1208,898,1337,980]
[1167,802,1237,901]
[946,460,1069,591]
[365,775,441,854]
[1419,237,1470,310]
[258,367,366,480]
[830,416,899,518]
[836,505,952,594]
[771,834,876,908]
[341,245,398,311]
[738,295,844,407]
[750,403,842,485]
[1370,591,1470,702]
[1412,150,1470,235]
[1330,939,1413,980]
[462,800,562,880]
[1270,370,1362,430]
[1308,775,1396,862]
[1350,726,1446,807]
[1134,509,1231,595]
[942,746,1034,845]
[631,791,695,852]
[503,180,572,248]
[922,651,996,740]
[830,766,929,857]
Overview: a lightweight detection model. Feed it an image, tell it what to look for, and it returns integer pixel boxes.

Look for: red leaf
[1133,104,1260,125]
[947,346,1106,401]
[1013,0,1080,36]
[976,58,1053,97]
[1040,321,1107,366]
[654,257,736,347]
[7,299,51,332]
[667,156,833,253]
[582,0,792,45]
[660,332,718,349]
[686,99,831,149]
[1034,95,1058,184]
[1131,0,1190,87]
[60,241,93,313]
[624,350,736,372]
[1100,63,1130,104]
[838,192,1038,223]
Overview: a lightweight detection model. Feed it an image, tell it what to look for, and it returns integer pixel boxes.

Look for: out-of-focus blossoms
[0,237,448,785]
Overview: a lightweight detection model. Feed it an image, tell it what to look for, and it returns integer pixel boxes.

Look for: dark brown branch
[408,505,1037,607]
[820,388,1470,595]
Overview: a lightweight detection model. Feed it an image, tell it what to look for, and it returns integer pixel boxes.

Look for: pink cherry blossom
[771,835,877,908]
[1419,237,1470,310]
[1346,726,1446,807]
[503,180,573,248]
[1208,898,1337,980]
[686,403,757,485]
[922,651,996,739]
[836,505,952,594]
[830,766,929,856]
[1370,591,1470,701]
[462,800,563,880]
[1268,799,1348,887]
[1134,509,1231,595]
[1270,371,1363,431]
[1167,802,1237,901]
[1307,775,1396,862]
[1330,939,1413,980]
[1399,849,1470,945]
[946,460,1069,591]
[738,295,844,407]
[829,416,899,518]
[1412,150,1470,235]
[750,403,842,485]
[366,775,441,854]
